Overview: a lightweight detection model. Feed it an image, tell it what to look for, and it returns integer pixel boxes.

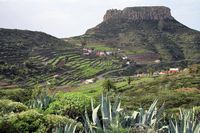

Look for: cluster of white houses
[83,48,113,57]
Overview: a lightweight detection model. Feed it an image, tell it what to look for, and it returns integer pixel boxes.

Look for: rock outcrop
[103,6,174,21]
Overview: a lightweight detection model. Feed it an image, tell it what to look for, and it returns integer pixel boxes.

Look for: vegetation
[102,79,116,92]
[46,92,91,119]
[72,94,200,132]
[1,8,200,132]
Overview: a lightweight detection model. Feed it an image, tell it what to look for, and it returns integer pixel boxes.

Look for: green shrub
[102,79,116,92]
[46,92,91,119]
[0,88,31,102]
[0,109,82,133]
[0,99,28,114]
[6,110,44,133]
[44,114,83,132]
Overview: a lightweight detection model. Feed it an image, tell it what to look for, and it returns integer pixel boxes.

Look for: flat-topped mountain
[77,6,200,62]
[103,6,173,21]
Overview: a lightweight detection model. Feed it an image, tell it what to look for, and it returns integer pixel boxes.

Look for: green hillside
[70,12,200,63]
[0,28,122,102]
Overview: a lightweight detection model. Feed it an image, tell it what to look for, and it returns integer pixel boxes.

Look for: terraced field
[28,48,121,86]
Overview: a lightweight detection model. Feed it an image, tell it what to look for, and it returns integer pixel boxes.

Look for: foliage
[169,109,200,133]
[29,85,53,110]
[82,94,200,133]
[0,99,28,114]
[0,87,31,102]
[127,76,132,85]
[53,123,78,133]
[46,92,91,119]
[5,110,44,133]
[0,109,82,133]
[83,94,167,133]
[102,79,116,92]
[84,94,123,132]
[44,114,83,132]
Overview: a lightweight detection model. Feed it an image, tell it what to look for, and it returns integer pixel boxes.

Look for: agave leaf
[194,123,200,133]
[92,104,100,126]
[84,109,94,132]
[146,100,158,126]
[113,95,120,112]
[169,119,176,133]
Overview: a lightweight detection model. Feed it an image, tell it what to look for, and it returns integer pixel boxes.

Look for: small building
[106,51,112,55]
[88,49,92,53]
[169,68,179,72]
[83,52,90,56]
[96,52,106,57]
[159,71,168,75]
[83,48,93,53]
[159,68,179,75]
[84,79,94,84]
[122,56,128,60]
[126,61,130,65]
[154,60,161,63]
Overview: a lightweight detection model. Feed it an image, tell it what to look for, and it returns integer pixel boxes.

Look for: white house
[154,60,161,63]
[122,56,128,60]
[106,51,112,55]
[169,68,179,72]
[126,61,130,65]
[84,79,94,84]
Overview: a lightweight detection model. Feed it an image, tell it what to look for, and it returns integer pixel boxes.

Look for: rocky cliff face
[103,6,174,21]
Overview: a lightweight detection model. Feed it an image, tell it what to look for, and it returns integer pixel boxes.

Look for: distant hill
[0,28,66,64]
[70,6,200,62]
[0,28,120,87]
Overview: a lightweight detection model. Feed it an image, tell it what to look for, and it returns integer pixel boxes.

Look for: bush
[45,92,91,119]
[0,99,28,114]
[0,88,31,102]
[5,110,44,133]
[0,109,82,133]
[102,79,116,92]
[43,114,82,132]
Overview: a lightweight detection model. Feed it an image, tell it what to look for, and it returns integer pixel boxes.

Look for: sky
[0,0,200,38]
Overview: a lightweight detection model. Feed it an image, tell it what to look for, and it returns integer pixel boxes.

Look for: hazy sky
[0,0,200,38]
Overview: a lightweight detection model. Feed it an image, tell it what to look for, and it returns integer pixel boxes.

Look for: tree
[127,76,132,85]
[102,79,116,92]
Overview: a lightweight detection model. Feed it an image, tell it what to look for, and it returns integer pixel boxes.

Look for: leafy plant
[46,92,91,119]
[29,86,53,110]
[53,123,77,133]
[125,100,167,132]
[84,94,124,133]
[102,79,116,92]
[0,99,28,114]
[169,109,200,133]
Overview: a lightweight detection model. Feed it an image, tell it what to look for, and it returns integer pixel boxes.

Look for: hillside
[0,28,121,92]
[71,64,200,111]
[0,28,67,63]
[70,6,200,63]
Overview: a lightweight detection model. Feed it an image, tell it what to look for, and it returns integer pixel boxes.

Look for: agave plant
[84,94,124,133]
[124,100,167,132]
[168,108,200,133]
[29,89,53,110]
[53,123,77,133]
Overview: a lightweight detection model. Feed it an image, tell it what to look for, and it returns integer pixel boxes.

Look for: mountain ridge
[74,6,200,62]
